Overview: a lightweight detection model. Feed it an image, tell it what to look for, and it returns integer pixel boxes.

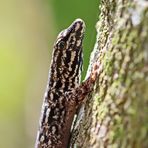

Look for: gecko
[35,19,99,148]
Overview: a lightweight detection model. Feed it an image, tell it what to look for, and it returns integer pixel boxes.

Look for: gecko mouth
[67,18,85,39]
[57,19,85,41]
[65,19,85,49]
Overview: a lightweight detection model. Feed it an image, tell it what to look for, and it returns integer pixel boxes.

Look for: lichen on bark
[70,0,148,148]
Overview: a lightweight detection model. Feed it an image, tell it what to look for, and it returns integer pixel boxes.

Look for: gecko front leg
[66,62,100,106]
[66,62,101,147]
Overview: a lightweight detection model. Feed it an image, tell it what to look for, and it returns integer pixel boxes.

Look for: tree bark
[70,0,148,147]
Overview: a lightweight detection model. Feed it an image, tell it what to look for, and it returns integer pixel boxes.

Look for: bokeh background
[0,0,98,147]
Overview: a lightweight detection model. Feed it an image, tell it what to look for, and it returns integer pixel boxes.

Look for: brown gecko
[35,19,99,148]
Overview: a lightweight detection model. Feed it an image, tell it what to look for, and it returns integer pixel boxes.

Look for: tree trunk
[70,0,148,147]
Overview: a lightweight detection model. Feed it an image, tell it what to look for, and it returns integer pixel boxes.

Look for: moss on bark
[70,0,148,148]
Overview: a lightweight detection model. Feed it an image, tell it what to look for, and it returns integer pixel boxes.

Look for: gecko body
[35,19,98,148]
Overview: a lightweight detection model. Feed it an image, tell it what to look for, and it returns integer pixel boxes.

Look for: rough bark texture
[70,0,148,148]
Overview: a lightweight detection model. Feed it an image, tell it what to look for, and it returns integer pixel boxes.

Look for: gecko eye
[58,40,66,49]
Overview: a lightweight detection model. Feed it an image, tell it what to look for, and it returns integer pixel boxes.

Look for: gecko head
[54,18,85,51]
[51,19,85,88]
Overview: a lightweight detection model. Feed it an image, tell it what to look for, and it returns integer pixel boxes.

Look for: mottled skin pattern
[35,19,98,148]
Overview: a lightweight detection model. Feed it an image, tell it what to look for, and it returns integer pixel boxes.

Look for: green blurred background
[0,0,98,147]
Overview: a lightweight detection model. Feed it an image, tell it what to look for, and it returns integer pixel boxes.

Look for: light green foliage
[0,0,98,147]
